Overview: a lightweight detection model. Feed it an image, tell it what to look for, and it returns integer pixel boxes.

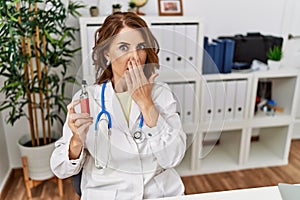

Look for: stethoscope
[94,80,145,169]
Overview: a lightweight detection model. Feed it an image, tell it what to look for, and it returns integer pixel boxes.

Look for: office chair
[72,170,82,196]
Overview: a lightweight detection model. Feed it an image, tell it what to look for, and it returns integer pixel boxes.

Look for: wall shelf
[199,129,243,174]
[79,16,299,177]
[245,126,291,168]
[157,69,200,83]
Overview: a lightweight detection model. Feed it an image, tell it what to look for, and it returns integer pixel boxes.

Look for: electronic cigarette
[80,80,90,114]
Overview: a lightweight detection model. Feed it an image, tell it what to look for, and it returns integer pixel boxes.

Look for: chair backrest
[72,170,82,196]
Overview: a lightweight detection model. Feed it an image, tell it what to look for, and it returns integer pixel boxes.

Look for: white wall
[1,0,298,189]
[82,0,287,37]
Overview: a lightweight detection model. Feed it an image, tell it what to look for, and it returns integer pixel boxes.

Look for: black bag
[219,32,283,65]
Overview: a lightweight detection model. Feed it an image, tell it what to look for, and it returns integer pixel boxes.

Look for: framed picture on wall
[158,0,183,16]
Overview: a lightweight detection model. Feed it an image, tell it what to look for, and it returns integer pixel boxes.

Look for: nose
[128,48,139,61]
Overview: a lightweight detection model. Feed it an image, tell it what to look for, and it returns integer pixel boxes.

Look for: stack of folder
[150,24,199,71]
[169,82,196,124]
[203,36,235,74]
[202,80,247,122]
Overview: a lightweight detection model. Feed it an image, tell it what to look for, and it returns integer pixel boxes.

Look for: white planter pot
[128,8,137,13]
[267,60,281,70]
[18,133,60,180]
[112,8,121,13]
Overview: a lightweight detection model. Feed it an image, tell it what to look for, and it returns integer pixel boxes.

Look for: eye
[119,44,129,52]
[137,43,146,50]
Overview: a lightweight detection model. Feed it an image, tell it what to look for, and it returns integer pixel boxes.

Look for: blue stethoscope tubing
[95,80,144,131]
[95,80,112,131]
[94,80,144,169]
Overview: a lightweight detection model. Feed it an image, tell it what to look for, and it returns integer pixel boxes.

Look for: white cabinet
[79,16,299,177]
[180,71,299,176]
[291,69,300,139]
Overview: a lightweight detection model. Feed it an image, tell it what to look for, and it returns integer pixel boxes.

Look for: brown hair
[92,12,160,84]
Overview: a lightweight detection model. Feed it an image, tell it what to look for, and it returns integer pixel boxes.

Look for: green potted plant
[128,1,137,13]
[0,0,84,181]
[267,46,282,70]
[112,3,122,13]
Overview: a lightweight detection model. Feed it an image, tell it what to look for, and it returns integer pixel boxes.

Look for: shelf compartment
[176,133,198,176]
[203,72,251,81]
[246,126,291,168]
[183,122,201,135]
[200,119,250,131]
[157,68,200,83]
[253,76,297,118]
[250,115,292,127]
[198,129,243,173]
[292,122,300,139]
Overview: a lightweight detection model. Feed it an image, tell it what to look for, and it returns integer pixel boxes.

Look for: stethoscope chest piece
[133,128,145,143]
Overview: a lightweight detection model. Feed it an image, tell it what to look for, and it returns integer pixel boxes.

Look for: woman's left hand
[124,57,159,127]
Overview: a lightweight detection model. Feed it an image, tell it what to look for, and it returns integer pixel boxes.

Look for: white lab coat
[50,81,186,200]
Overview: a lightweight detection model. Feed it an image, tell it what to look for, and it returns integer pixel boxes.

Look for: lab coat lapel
[129,100,141,131]
[105,82,129,132]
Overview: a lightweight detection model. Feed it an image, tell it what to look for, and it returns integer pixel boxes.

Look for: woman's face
[105,26,147,84]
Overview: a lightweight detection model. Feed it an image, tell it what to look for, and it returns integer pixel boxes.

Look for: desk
[152,186,282,200]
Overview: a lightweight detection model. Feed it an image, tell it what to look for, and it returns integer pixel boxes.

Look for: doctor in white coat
[50,12,187,200]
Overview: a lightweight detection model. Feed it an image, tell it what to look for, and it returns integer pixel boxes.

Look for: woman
[50,12,186,200]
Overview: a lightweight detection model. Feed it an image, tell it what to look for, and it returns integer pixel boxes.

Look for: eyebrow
[117,41,146,45]
[117,42,130,45]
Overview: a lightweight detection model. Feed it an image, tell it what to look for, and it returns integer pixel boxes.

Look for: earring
[106,60,111,66]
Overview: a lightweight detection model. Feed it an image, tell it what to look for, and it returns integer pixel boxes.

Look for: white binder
[202,81,215,122]
[183,82,195,123]
[185,24,198,70]
[224,80,236,120]
[150,25,164,71]
[86,26,98,78]
[213,81,225,121]
[172,83,184,120]
[234,80,247,120]
[173,25,186,69]
[161,25,174,71]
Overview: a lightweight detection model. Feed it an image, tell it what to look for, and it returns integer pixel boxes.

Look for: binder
[87,26,98,76]
[203,36,209,50]
[202,37,210,74]
[161,25,174,71]
[203,43,219,74]
[234,80,247,119]
[172,83,184,119]
[150,25,164,71]
[202,81,215,122]
[173,25,186,69]
[213,81,225,121]
[213,39,225,73]
[223,39,235,73]
[151,25,162,41]
[212,42,222,73]
[185,24,198,70]
[224,80,236,120]
[183,82,195,123]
